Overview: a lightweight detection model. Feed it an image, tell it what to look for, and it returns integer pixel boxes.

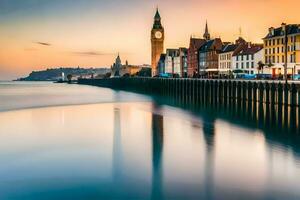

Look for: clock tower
[151,8,164,77]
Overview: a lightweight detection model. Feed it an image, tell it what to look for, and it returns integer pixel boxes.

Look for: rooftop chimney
[269,27,274,36]
[281,23,287,34]
[248,42,251,48]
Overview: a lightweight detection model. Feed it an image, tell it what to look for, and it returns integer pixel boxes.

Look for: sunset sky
[0,0,299,80]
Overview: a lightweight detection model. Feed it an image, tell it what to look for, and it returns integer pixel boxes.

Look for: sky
[0,0,299,80]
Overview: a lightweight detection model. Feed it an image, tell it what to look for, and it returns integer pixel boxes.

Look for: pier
[78,78,300,132]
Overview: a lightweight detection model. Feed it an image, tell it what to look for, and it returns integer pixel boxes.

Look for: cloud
[71,51,115,56]
[35,42,51,46]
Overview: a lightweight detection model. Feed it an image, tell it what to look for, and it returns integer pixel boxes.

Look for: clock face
[155,31,162,39]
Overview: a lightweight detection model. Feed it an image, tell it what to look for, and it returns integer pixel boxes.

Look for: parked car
[256,74,272,80]
[233,69,247,79]
[158,73,172,78]
[244,74,257,80]
[293,74,300,80]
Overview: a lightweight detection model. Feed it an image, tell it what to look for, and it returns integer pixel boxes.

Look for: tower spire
[203,20,210,40]
[154,7,161,20]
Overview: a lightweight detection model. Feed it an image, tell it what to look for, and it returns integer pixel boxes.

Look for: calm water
[0,82,300,200]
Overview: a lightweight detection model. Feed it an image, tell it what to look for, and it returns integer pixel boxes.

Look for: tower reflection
[151,104,164,200]
[112,107,122,181]
[203,115,216,200]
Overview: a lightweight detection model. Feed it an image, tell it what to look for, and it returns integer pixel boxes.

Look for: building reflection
[151,105,164,200]
[112,107,122,181]
[203,115,216,200]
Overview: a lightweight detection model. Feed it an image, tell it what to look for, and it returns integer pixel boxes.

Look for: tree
[267,62,274,68]
[67,74,73,83]
[257,61,265,74]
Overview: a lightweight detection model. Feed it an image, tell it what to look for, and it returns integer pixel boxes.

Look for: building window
[277,39,280,45]
[251,62,254,68]
[241,63,244,69]
[273,48,275,54]
[236,56,239,61]
[246,62,249,68]
[282,46,284,53]
[273,39,275,45]
[277,56,279,63]
[277,47,279,53]
[251,54,254,60]
[236,63,239,68]
[246,55,249,60]
[265,49,268,54]
[282,55,285,62]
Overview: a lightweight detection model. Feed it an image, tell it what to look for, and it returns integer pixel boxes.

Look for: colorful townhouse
[232,43,265,75]
[198,38,223,78]
[263,23,300,77]
[218,37,247,77]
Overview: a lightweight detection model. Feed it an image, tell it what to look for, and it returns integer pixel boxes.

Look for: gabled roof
[199,38,222,52]
[199,39,214,51]
[235,44,263,55]
[189,38,206,50]
[264,24,300,39]
[220,44,239,53]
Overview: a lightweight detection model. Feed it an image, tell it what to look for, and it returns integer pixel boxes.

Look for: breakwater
[78,78,300,132]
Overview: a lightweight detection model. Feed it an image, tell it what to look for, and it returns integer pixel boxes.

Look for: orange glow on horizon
[0,0,299,79]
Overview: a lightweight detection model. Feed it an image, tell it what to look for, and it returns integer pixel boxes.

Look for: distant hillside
[18,67,111,81]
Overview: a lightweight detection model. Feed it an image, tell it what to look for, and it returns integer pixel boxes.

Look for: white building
[218,37,247,76]
[219,44,239,75]
[232,44,267,74]
[165,49,180,75]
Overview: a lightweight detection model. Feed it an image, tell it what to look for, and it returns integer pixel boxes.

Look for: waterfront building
[111,54,122,77]
[122,61,144,76]
[157,54,166,75]
[187,21,211,77]
[179,48,188,77]
[111,54,144,77]
[232,43,265,74]
[187,38,206,77]
[163,48,188,77]
[165,49,180,75]
[198,38,223,77]
[151,9,165,77]
[218,37,247,76]
[263,23,300,77]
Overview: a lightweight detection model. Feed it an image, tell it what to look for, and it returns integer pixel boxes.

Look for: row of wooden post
[78,78,300,132]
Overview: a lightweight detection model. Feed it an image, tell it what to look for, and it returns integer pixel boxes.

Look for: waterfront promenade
[79,78,300,133]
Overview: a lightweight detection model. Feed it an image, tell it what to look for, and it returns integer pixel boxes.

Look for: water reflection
[202,115,215,200]
[0,99,300,199]
[112,107,122,181]
[151,105,164,199]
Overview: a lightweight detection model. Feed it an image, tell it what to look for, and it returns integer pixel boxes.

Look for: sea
[0,81,299,200]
